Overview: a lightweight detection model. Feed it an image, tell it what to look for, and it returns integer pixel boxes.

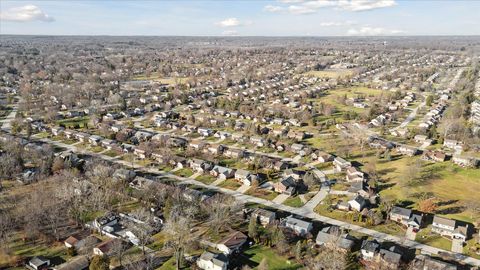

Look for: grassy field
[304,69,354,79]
[283,196,305,208]
[309,86,385,115]
[373,155,480,222]
[232,244,301,270]
[132,74,190,85]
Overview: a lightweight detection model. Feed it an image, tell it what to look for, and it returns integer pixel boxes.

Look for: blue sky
[1,0,479,36]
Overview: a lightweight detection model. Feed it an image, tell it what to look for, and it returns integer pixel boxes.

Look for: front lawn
[173,168,194,178]
[231,244,301,270]
[195,174,216,185]
[245,188,278,201]
[283,196,305,208]
[217,179,242,190]
[416,226,451,251]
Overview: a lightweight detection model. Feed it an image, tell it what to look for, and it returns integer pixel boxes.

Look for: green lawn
[104,149,121,157]
[173,168,194,178]
[60,138,78,145]
[416,226,451,251]
[1,234,70,268]
[303,69,354,79]
[56,116,90,128]
[88,145,104,153]
[235,244,301,270]
[375,155,480,222]
[217,179,242,190]
[245,188,278,201]
[283,196,305,208]
[195,174,216,185]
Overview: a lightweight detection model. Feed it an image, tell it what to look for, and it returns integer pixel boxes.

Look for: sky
[1,0,479,36]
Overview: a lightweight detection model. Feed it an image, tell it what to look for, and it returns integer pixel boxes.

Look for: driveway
[272,194,290,204]
[301,189,328,211]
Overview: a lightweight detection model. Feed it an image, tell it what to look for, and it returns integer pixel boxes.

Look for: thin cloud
[288,5,317,15]
[264,5,284,13]
[347,26,404,36]
[216,17,251,27]
[0,5,54,22]
[264,0,397,15]
[319,20,356,26]
[338,0,397,11]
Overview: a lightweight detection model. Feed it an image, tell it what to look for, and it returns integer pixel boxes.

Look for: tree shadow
[436,206,465,215]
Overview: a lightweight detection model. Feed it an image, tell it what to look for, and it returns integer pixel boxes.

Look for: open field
[373,155,480,223]
[303,69,355,79]
[132,74,190,85]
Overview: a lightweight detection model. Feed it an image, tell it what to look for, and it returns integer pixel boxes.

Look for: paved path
[301,189,328,211]
[320,169,335,175]
[12,133,480,267]
[236,184,250,193]
[272,194,289,204]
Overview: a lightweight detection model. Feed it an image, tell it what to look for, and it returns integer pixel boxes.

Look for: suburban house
[414,135,429,143]
[334,157,352,172]
[313,151,334,163]
[223,148,245,159]
[432,216,470,241]
[389,206,423,229]
[133,147,148,159]
[189,158,213,173]
[284,216,313,236]
[290,143,305,153]
[88,135,103,146]
[197,251,228,270]
[93,239,124,256]
[273,176,297,195]
[452,155,478,168]
[361,239,380,261]
[397,145,420,156]
[210,165,235,180]
[411,255,457,270]
[51,126,65,136]
[101,139,116,150]
[348,195,367,212]
[273,160,289,171]
[234,169,257,186]
[315,226,355,252]
[443,139,460,149]
[376,248,403,269]
[216,231,247,255]
[422,150,447,162]
[189,140,206,150]
[198,127,214,137]
[346,166,365,182]
[252,208,276,227]
[27,256,50,270]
